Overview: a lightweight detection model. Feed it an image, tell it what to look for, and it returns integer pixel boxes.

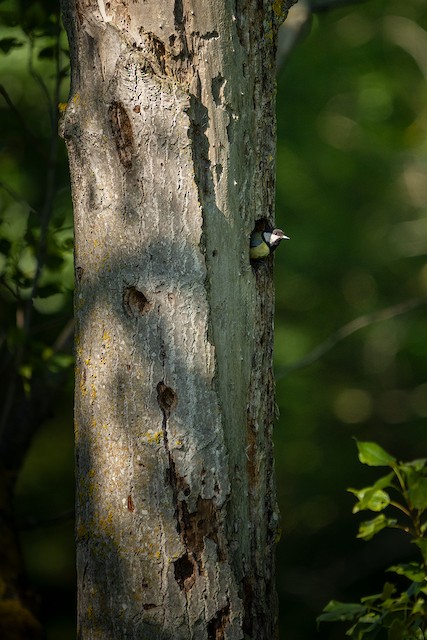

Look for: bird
[250,227,289,260]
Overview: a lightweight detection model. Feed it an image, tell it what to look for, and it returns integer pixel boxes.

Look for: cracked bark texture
[60,0,295,638]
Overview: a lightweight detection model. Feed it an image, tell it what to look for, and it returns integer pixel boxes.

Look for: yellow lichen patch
[74,419,80,438]
[264,22,274,43]
[272,0,284,19]
[82,477,96,498]
[90,384,97,401]
[141,431,163,445]
[74,297,85,312]
[102,330,111,344]
[98,510,115,536]
[80,377,88,396]
[76,523,89,541]
[84,358,91,366]
[58,102,67,113]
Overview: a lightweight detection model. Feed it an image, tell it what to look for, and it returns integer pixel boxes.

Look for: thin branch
[277,0,312,69]
[52,318,75,353]
[277,0,371,69]
[18,508,75,531]
[0,84,36,139]
[24,18,62,336]
[276,297,427,378]
[0,180,37,214]
[28,34,54,126]
[0,276,20,300]
[389,500,411,519]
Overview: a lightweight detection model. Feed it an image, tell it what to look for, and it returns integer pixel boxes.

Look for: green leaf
[357,514,397,541]
[407,581,425,599]
[411,598,426,615]
[360,592,383,605]
[408,478,427,511]
[402,459,427,473]
[317,600,367,623]
[356,441,396,467]
[387,563,425,582]
[373,472,395,491]
[412,538,427,565]
[358,612,381,624]
[381,582,396,600]
[349,487,390,513]
[45,352,74,373]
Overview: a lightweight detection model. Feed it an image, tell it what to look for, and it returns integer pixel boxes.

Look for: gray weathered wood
[61,1,293,637]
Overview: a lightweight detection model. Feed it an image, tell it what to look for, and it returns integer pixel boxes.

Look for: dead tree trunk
[60,1,293,637]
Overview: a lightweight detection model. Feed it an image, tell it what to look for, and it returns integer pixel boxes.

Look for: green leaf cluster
[318,441,427,639]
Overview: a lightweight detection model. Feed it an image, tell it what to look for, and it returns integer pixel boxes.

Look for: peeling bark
[61,0,293,637]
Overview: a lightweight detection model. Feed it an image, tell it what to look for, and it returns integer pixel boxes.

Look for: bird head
[262,228,289,250]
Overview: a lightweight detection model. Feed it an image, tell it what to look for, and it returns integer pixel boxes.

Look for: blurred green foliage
[1,0,427,639]
[0,1,74,637]
[275,0,427,638]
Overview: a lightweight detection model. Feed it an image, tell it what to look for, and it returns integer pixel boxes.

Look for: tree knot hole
[108,100,134,169]
[253,217,270,233]
[156,381,178,416]
[123,286,151,317]
[174,552,197,591]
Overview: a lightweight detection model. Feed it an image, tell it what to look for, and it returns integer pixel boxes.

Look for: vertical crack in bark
[186,94,213,209]
[173,0,190,63]
[172,496,226,594]
[156,380,178,495]
[157,382,226,597]
[173,0,185,30]
[207,602,230,640]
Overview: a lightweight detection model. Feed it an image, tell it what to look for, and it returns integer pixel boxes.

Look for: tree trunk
[61,1,292,638]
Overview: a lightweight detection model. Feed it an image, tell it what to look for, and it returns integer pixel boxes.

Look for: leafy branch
[318,441,427,639]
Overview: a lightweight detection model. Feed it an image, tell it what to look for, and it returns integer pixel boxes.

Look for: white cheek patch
[270,233,282,243]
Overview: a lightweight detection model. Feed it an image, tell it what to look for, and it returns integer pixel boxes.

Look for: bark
[61,1,293,638]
